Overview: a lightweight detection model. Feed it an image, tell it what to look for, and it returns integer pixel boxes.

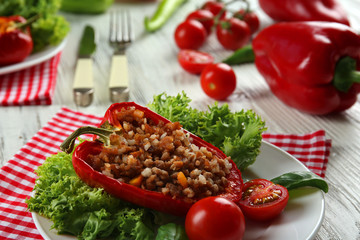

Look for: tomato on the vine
[200,63,236,100]
[178,50,214,74]
[234,9,260,33]
[174,20,207,50]
[216,18,251,50]
[186,9,215,35]
[202,0,226,20]
[238,179,289,221]
[185,196,245,240]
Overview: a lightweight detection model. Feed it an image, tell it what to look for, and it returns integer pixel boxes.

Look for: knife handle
[73,58,94,107]
[109,54,129,102]
[73,58,94,89]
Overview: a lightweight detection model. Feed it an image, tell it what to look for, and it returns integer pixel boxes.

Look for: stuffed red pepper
[0,15,34,66]
[61,102,243,216]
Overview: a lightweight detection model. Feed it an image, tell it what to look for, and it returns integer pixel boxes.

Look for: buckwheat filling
[86,107,233,201]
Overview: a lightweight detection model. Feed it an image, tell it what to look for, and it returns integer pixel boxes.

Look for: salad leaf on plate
[147,92,267,170]
[156,223,188,240]
[271,171,329,193]
[26,149,163,240]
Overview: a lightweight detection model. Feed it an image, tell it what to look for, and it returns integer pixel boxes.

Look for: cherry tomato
[185,196,245,240]
[238,179,289,221]
[234,9,260,33]
[202,0,226,20]
[174,20,207,50]
[216,18,251,50]
[178,50,214,74]
[200,63,236,100]
[186,9,215,35]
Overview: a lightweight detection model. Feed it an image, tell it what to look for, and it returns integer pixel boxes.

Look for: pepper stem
[60,126,114,154]
[333,56,360,92]
[222,44,255,65]
[15,14,40,30]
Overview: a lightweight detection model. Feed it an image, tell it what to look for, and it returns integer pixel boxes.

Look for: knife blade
[73,25,96,107]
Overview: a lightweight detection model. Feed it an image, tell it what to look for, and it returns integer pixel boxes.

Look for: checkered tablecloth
[0,107,331,239]
[0,52,61,106]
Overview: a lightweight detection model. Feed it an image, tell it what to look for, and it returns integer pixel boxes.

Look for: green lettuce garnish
[148,92,267,170]
[0,0,69,52]
[26,150,167,240]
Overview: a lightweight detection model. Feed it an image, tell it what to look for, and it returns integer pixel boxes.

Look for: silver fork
[109,10,132,103]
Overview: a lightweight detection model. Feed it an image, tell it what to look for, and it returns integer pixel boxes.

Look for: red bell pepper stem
[60,126,114,154]
[15,14,40,30]
[333,56,360,92]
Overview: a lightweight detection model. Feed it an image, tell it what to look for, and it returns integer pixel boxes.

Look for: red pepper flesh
[259,0,350,26]
[0,16,33,66]
[252,21,360,115]
[72,102,243,216]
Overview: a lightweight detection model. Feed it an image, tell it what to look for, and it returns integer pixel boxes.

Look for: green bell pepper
[60,0,114,14]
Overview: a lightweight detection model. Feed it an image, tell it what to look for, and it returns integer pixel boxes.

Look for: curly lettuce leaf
[31,15,70,52]
[147,92,267,170]
[26,150,156,240]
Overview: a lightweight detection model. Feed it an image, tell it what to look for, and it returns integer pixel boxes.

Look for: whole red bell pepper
[252,21,360,115]
[0,15,34,66]
[60,102,243,216]
[259,0,350,26]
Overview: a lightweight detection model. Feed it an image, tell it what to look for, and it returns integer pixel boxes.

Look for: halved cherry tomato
[178,50,214,74]
[200,63,236,100]
[174,19,207,50]
[185,196,245,240]
[238,179,289,221]
[186,9,215,35]
[216,17,251,50]
[234,9,260,33]
[202,0,226,20]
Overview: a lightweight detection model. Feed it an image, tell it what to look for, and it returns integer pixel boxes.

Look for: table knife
[73,25,96,107]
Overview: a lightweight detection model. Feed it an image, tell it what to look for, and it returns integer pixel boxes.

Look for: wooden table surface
[1,0,360,239]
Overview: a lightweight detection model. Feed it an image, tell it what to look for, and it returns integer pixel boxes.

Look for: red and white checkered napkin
[0,52,62,106]
[262,131,331,178]
[0,107,331,239]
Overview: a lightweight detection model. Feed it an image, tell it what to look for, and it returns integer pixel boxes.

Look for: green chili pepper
[144,0,187,32]
[222,44,255,65]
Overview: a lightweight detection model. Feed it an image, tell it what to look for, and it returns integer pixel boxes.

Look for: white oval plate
[32,141,325,240]
[0,38,67,75]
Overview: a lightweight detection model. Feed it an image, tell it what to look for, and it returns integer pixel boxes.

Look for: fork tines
[109,10,132,53]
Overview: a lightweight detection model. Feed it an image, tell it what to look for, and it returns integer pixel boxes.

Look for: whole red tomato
[202,0,226,19]
[234,9,260,33]
[174,19,207,50]
[216,18,251,50]
[238,179,289,221]
[200,63,236,100]
[186,9,215,35]
[178,49,214,74]
[185,196,246,240]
